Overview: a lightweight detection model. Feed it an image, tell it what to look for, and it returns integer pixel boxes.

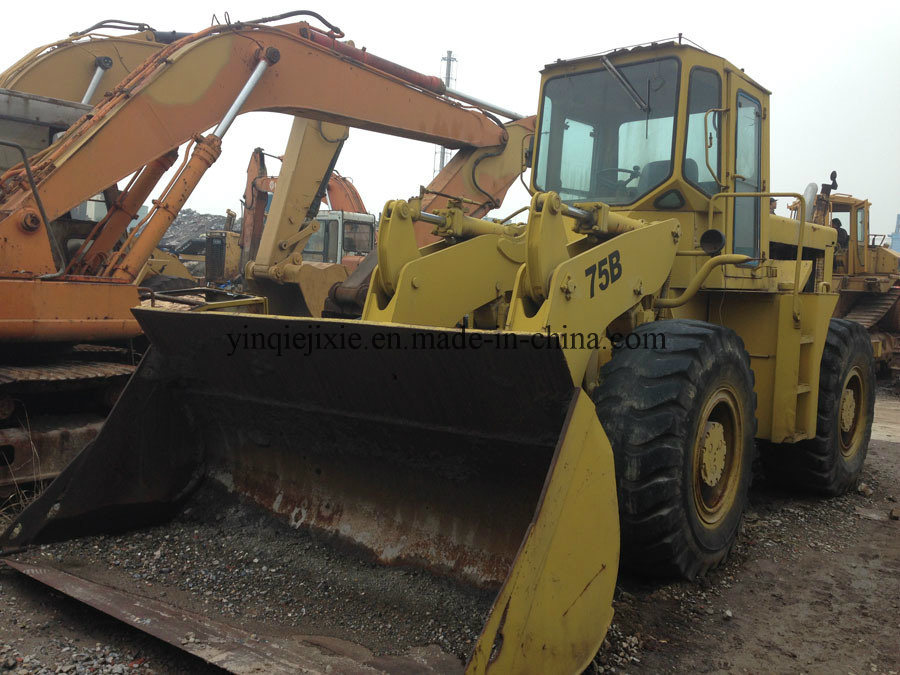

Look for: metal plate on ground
[4,560,461,674]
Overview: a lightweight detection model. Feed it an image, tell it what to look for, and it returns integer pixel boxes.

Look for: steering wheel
[596,166,641,190]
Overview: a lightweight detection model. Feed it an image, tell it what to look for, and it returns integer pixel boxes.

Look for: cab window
[856,207,866,266]
[535,58,680,205]
[733,92,761,259]
[343,221,374,254]
[684,68,722,195]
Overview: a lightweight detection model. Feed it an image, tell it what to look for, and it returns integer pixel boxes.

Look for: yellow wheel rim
[692,386,743,528]
[839,367,865,459]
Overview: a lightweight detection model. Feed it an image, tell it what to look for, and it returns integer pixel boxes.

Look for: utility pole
[434,50,457,174]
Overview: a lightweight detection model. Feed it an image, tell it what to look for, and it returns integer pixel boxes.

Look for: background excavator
[202,145,375,288]
[1,36,875,674]
[790,174,900,377]
[0,14,533,495]
[0,21,191,498]
[2,18,377,292]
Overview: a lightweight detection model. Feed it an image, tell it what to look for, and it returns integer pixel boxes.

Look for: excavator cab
[302,209,376,265]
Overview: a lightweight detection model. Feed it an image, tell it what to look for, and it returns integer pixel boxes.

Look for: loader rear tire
[760,319,874,496]
[593,320,757,579]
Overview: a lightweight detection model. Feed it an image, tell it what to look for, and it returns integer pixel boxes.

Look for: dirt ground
[0,392,898,675]
[606,389,900,675]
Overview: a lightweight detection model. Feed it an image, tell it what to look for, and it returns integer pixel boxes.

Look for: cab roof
[542,38,771,95]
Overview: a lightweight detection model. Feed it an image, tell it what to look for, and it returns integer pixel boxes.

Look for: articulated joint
[654,254,751,308]
[19,209,42,232]
[277,219,319,252]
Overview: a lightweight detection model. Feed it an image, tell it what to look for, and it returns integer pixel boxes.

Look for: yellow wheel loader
[1,36,875,674]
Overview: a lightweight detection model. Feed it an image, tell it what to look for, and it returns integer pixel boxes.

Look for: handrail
[702,107,728,190]
[654,254,751,308]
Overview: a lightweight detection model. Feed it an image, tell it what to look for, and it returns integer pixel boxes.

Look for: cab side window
[734,92,762,258]
[684,68,722,195]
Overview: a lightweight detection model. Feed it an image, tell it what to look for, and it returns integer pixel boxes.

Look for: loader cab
[533,43,776,267]
[790,193,871,278]
[829,195,869,276]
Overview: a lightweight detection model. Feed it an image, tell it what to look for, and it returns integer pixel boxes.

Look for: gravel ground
[18,484,493,662]
[591,388,900,674]
[1,390,898,674]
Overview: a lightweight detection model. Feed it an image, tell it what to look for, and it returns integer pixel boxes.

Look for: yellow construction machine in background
[2,35,876,675]
[789,177,900,376]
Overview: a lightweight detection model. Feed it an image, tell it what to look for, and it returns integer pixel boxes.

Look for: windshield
[343,221,374,254]
[534,58,680,205]
[303,219,333,263]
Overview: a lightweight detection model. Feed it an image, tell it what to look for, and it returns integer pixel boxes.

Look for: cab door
[852,203,868,273]
[731,89,763,259]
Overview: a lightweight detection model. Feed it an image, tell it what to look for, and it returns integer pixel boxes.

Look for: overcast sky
[3,1,899,233]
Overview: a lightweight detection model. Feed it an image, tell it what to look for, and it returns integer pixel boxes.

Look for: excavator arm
[326,171,366,212]
[0,20,507,274]
[238,146,366,268]
[1,18,532,339]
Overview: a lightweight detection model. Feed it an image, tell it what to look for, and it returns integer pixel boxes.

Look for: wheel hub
[840,388,857,433]
[700,421,727,487]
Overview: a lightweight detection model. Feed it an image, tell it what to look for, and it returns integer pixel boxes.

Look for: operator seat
[636,159,700,193]
[637,160,671,193]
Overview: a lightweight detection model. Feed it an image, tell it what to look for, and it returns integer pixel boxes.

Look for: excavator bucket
[1,309,618,674]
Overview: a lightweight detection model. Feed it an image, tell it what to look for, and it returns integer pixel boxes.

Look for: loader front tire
[761,319,874,496]
[593,320,757,579]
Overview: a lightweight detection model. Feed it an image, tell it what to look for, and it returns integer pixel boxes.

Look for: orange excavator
[220,145,370,285]
[0,20,207,292]
[0,13,533,492]
[204,148,372,285]
[0,14,529,338]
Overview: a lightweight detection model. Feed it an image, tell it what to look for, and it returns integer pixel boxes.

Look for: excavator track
[0,345,135,497]
[843,287,900,328]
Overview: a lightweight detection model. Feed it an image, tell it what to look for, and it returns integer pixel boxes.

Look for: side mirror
[700,229,726,255]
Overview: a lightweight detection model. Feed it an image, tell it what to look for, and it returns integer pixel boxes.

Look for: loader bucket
[1,309,619,674]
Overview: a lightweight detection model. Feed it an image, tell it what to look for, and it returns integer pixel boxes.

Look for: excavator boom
[0,21,182,106]
[326,171,366,212]
[1,18,531,342]
[0,20,505,270]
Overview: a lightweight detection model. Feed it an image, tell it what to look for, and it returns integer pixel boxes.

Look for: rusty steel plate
[4,560,462,674]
